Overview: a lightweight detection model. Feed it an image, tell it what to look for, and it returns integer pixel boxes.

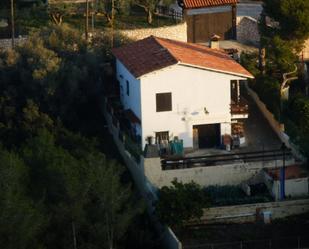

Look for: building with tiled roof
[112,36,252,79]
[181,0,238,9]
[178,0,237,42]
[112,36,253,150]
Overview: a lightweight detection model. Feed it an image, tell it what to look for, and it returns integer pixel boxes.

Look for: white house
[112,36,253,152]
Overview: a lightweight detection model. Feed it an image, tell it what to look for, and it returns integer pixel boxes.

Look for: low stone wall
[198,198,309,224]
[0,37,27,50]
[119,22,187,42]
[246,85,305,161]
[236,16,260,45]
[144,157,294,188]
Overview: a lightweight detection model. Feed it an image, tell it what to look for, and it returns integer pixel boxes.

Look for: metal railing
[161,149,292,170]
[156,5,183,21]
[231,97,249,115]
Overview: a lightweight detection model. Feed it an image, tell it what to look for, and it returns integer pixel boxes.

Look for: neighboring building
[112,36,253,151]
[178,0,237,43]
[265,165,309,201]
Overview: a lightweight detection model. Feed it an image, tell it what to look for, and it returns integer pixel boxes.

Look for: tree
[48,1,77,25]
[260,0,309,76]
[0,148,43,249]
[86,159,143,249]
[133,0,174,24]
[263,0,309,40]
[155,180,211,228]
[97,0,131,25]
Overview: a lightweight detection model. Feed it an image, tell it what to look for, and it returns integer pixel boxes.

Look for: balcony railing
[231,97,249,116]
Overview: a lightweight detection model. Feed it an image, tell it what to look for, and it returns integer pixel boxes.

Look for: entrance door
[193,124,221,148]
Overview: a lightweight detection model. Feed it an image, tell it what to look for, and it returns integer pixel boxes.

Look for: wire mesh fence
[184,236,309,249]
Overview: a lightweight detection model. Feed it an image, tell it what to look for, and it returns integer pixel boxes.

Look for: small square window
[156,93,172,112]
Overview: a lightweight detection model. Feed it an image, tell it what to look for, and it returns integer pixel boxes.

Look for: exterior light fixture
[204,107,209,115]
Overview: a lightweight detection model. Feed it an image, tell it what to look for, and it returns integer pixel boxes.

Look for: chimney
[209,34,221,49]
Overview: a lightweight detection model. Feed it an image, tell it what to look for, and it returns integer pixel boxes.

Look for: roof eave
[179,62,254,79]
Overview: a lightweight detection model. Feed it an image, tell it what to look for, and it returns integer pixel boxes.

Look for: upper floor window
[126,80,129,96]
[156,92,172,112]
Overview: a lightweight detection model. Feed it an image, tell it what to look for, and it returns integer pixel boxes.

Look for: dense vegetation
[0,24,153,249]
[155,180,211,228]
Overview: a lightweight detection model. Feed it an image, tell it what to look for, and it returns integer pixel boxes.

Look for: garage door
[193,124,221,149]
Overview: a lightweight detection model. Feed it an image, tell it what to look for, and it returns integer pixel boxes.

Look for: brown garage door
[187,11,233,43]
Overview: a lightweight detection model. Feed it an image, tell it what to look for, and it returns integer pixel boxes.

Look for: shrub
[155,180,211,227]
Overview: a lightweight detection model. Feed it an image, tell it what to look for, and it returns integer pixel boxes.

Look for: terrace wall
[197,198,309,224]
[144,157,294,188]
[119,22,187,42]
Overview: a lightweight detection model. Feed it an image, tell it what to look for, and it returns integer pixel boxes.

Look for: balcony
[231,97,249,119]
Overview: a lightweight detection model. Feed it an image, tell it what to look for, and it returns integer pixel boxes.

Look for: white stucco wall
[272,178,309,200]
[116,60,142,121]
[140,64,246,148]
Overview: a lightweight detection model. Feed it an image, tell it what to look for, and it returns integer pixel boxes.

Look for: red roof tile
[112,36,253,79]
[182,0,238,9]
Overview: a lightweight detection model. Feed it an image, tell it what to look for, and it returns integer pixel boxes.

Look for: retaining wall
[0,37,27,50]
[197,198,309,224]
[119,22,187,42]
[144,157,294,188]
[246,86,305,162]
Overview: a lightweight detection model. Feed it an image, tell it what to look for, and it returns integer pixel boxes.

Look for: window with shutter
[156,92,172,112]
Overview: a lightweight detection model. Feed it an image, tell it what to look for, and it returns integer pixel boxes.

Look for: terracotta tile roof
[182,0,238,9]
[112,36,253,79]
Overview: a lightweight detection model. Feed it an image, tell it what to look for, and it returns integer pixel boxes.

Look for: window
[155,131,169,144]
[126,80,129,96]
[156,92,172,112]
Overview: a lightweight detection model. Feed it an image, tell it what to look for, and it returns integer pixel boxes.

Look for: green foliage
[263,0,309,40]
[284,94,309,159]
[240,52,260,77]
[48,1,78,25]
[97,0,132,24]
[252,75,281,119]
[0,24,143,249]
[0,148,44,249]
[133,0,174,24]
[204,185,273,206]
[287,94,309,133]
[155,180,211,227]
[266,36,299,73]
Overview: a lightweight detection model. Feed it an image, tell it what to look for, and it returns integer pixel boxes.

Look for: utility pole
[280,143,287,200]
[91,0,95,32]
[85,0,89,41]
[111,0,115,48]
[10,0,15,48]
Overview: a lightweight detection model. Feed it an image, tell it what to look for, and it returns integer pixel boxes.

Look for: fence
[161,149,292,170]
[183,235,309,249]
[156,5,183,21]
